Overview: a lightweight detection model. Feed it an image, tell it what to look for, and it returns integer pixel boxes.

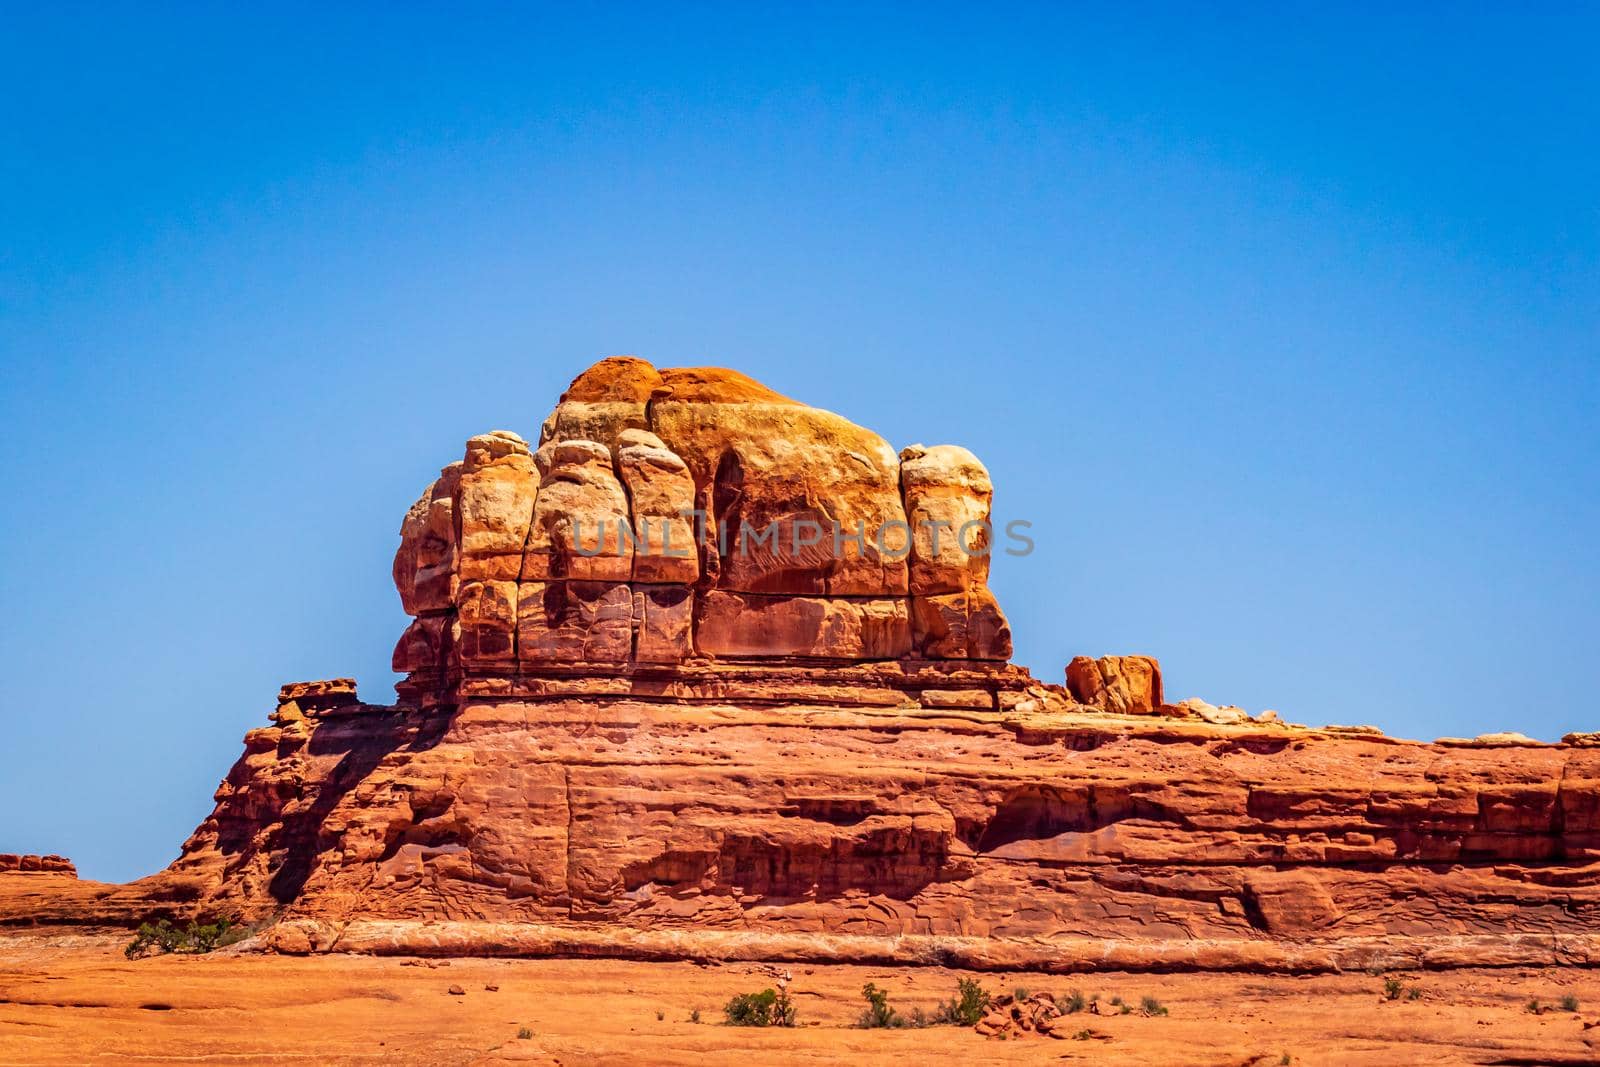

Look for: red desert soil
[1,929,1597,1066]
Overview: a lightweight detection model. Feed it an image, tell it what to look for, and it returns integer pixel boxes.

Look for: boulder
[1065,654,1163,714]
[1173,697,1249,726]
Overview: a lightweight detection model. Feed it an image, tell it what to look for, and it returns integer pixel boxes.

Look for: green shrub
[124,918,249,960]
[1058,989,1086,1014]
[1561,995,1580,1013]
[933,978,991,1026]
[723,988,796,1027]
[1405,986,1422,1002]
[1140,995,1169,1017]
[1013,986,1030,1001]
[516,1027,533,1040]
[858,982,905,1028]
[1383,978,1403,1001]
[1526,998,1543,1014]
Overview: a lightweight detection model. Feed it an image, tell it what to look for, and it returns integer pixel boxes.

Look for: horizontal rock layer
[0,855,75,876]
[26,683,1588,973]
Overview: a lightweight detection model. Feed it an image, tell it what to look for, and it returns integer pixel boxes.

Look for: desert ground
[2,929,1598,1066]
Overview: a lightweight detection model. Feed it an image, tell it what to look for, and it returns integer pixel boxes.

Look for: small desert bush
[1383,978,1403,1001]
[124,918,249,959]
[724,988,797,1027]
[1058,989,1086,1014]
[1140,995,1169,1017]
[1560,995,1580,1013]
[933,977,990,1026]
[857,982,908,1028]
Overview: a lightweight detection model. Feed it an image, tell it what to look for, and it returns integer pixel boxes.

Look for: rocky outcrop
[1066,655,1163,713]
[392,358,1013,706]
[0,855,75,876]
[10,357,1597,978]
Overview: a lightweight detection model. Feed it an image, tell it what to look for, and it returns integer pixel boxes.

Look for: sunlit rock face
[390,356,1012,704]
[15,356,1600,978]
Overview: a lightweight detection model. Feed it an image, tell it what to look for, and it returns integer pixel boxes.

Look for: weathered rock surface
[9,357,1596,980]
[391,357,1014,706]
[27,684,1596,974]
[0,855,75,875]
[1066,655,1163,714]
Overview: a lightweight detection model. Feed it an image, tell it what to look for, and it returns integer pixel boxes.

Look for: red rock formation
[7,358,1598,977]
[1066,655,1163,714]
[0,855,76,876]
[391,357,1013,707]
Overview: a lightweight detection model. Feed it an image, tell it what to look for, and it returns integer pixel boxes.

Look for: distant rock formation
[0,855,75,876]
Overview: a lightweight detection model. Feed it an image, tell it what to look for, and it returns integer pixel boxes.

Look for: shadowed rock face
[392,357,1012,706]
[10,356,1599,975]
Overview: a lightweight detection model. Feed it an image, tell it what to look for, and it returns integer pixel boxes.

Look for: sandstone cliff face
[149,687,1600,972]
[10,357,1597,976]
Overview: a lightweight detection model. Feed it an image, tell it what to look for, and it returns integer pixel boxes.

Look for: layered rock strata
[0,855,76,875]
[66,688,1600,973]
[6,357,1596,976]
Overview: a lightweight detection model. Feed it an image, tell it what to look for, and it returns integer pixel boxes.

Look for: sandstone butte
[5,356,1600,983]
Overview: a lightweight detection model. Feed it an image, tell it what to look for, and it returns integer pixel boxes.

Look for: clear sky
[2,5,1596,881]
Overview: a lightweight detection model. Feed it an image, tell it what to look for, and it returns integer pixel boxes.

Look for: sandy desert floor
[2,929,1599,1066]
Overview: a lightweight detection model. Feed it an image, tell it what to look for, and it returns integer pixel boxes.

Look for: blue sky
[2,5,1596,881]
